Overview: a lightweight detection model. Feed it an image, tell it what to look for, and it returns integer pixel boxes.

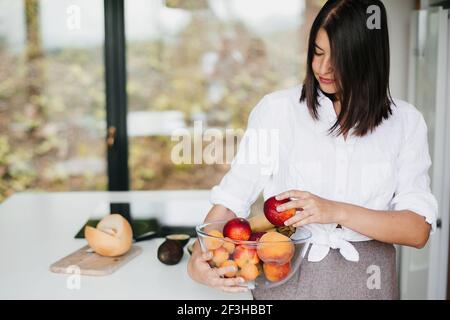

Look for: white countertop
[0,191,252,300]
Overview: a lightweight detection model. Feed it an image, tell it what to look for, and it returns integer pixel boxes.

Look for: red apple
[249,232,266,242]
[223,218,251,241]
[263,196,296,227]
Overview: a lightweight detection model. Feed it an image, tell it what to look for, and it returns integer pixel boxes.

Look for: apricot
[256,232,294,264]
[233,245,260,268]
[222,237,236,254]
[220,260,238,278]
[212,246,229,267]
[240,263,259,281]
[263,262,291,282]
[204,230,223,250]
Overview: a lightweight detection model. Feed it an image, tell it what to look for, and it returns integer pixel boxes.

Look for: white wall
[383,0,417,101]
[382,0,433,300]
[383,0,450,300]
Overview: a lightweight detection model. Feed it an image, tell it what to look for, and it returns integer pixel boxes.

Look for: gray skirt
[251,240,399,300]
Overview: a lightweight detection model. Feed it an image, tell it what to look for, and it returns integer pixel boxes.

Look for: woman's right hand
[187,245,249,293]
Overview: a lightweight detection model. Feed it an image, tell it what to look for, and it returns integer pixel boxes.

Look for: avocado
[187,241,195,255]
[166,234,190,248]
[157,239,184,265]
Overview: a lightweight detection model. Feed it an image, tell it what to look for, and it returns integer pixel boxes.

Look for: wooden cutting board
[50,245,142,276]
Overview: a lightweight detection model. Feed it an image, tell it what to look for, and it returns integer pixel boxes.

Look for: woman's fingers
[219,277,246,287]
[199,255,247,288]
[191,250,249,292]
[201,251,213,261]
[275,190,299,200]
[284,210,313,226]
[215,265,238,278]
[213,267,245,284]
[201,264,250,293]
[209,275,245,289]
[220,286,249,293]
[276,190,311,201]
[276,199,309,212]
[293,215,316,227]
[216,276,249,293]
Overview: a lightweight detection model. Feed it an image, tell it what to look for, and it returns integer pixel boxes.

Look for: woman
[187,0,437,300]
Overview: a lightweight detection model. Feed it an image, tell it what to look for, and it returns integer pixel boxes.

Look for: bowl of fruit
[195,197,311,289]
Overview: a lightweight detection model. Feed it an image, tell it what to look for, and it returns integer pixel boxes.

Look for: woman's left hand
[275,190,344,227]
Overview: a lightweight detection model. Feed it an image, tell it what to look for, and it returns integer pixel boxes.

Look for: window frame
[104,0,129,191]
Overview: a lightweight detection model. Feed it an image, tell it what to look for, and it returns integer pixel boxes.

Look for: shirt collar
[317,89,357,144]
[317,89,337,122]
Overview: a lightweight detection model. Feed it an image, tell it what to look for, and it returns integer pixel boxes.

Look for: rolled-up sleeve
[210,95,277,217]
[390,110,438,233]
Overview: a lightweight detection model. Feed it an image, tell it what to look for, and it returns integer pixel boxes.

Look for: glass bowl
[195,220,311,290]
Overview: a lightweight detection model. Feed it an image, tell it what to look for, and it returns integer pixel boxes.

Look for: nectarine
[249,232,266,242]
[223,218,251,241]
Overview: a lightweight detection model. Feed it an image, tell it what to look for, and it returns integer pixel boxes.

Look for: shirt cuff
[210,185,251,218]
[392,196,438,234]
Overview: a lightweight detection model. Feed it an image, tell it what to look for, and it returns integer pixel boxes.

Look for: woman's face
[312,28,337,95]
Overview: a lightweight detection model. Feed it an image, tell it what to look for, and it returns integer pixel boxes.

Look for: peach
[256,232,294,264]
[204,230,223,250]
[233,245,260,268]
[263,262,291,282]
[212,247,229,267]
[222,237,236,254]
[220,260,238,278]
[240,263,259,281]
[264,196,296,227]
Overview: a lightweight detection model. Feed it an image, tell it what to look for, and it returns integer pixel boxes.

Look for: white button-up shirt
[210,85,438,263]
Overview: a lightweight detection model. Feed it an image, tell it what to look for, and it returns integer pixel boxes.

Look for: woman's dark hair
[300,0,394,137]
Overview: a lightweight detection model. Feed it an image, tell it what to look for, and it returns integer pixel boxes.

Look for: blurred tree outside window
[126,0,322,191]
[0,0,323,203]
[0,0,106,202]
